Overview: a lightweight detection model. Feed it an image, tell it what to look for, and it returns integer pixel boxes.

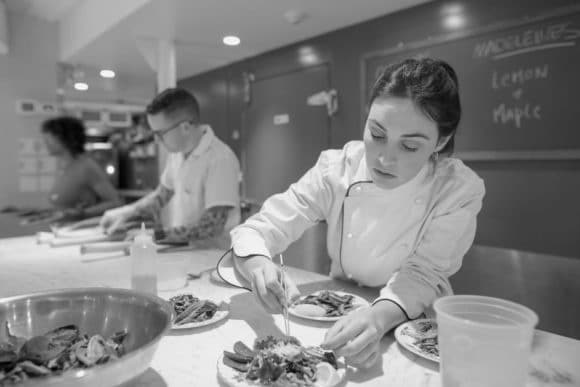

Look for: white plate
[217,354,346,387]
[288,291,369,322]
[167,297,230,330]
[394,318,439,363]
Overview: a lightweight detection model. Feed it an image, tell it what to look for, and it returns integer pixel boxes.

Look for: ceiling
[6,0,433,94]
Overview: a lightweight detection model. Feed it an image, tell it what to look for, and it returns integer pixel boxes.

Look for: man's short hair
[146,87,200,121]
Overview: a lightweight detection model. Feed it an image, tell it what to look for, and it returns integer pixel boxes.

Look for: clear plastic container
[130,223,157,295]
[434,295,538,387]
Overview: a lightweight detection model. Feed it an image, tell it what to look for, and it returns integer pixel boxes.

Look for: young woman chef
[231,57,485,368]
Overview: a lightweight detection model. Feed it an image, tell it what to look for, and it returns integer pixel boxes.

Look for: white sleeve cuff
[373,286,423,320]
[230,226,272,258]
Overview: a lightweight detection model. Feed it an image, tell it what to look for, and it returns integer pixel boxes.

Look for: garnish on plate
[222,336,340,387]
[413,336,439,358]
[292,291,357,317]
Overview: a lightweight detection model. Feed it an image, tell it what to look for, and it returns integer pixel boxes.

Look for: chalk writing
[473,22,580,60]
[492,65,549,89]
[493,103,541,128]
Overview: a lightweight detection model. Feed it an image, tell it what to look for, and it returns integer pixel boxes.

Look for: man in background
[100,87,241,247]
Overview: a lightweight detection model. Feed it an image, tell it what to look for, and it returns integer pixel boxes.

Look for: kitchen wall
[0,10,59,210]
[179,0,580,258]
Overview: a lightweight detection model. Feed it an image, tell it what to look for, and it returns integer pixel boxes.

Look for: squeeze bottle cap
[133,222,153,244]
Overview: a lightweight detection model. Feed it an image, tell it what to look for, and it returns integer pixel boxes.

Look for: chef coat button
[347,274,353,279]
[355,186,362,193]
[414,198,424,205]
[347,233,353,239]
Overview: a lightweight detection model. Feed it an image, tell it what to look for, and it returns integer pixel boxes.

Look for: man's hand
[99,205,135,235]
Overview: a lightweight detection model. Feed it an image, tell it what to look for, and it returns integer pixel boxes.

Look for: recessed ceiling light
[223,36,241,46]
[100,69,116,78]
[74,82,88,91]
[443,14,466,29]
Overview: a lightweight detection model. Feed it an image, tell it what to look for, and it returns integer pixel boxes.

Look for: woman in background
[41,116,122,220]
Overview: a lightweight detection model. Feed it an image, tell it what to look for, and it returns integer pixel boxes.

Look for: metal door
[241,65,331,274]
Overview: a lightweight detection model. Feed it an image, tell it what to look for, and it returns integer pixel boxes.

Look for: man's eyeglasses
[152,119,194,140]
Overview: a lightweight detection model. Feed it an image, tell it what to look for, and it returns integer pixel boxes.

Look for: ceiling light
[298,46,319,66]
[223,36,241,46]
[74,82,88,91]
[441,3,466,30]
[100,69,116,78]
[443,14,466,29]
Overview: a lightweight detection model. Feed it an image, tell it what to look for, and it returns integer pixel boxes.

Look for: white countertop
[0,236,578,387]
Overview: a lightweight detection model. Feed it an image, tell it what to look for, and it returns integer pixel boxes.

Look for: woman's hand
[240,255,301,314]
[321,301,406,368]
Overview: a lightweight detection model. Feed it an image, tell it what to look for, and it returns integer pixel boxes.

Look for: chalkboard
[361,7,580,155]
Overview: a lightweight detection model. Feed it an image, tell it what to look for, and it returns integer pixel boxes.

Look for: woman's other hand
[321,301,406,368]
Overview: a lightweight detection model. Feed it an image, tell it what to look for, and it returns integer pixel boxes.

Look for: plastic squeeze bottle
[130,223,158,294]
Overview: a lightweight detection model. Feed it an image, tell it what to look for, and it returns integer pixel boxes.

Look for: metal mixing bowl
[0,288,174,386]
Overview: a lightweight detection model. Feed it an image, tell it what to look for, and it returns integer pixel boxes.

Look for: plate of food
[289,290,369,322]
[394,318,439,363]
[167,294,229,330]
[218,336,346,387]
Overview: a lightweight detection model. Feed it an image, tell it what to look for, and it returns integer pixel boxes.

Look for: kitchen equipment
[0,287,173,387]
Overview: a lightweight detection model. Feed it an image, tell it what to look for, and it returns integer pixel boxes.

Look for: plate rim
[288,290,370,322]
[394,318,439,363]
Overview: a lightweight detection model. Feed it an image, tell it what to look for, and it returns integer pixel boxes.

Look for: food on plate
[400,319,438,340]
[222,336,340,386]
[169,294,219,325]
[413,336,439,358]
[292,291,358,317]
[395,319,440,362]
[0,323,127,386]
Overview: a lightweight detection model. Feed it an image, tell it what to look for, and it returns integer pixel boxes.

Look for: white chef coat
[161,125,241,234]
[231,141,485,319]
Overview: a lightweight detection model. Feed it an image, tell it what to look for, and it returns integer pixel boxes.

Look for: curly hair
[41,116,86,156]
[369,57,461,155]
[146,87,200,121]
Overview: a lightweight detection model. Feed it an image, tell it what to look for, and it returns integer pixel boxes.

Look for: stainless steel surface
[450,244,580,339]
[0,288,173,386]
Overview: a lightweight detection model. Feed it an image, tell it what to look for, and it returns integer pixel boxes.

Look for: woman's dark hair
[369,57,461,154]
[41,116,86,156]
